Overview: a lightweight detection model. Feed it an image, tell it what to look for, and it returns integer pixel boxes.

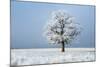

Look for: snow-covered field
[11,48,95,66]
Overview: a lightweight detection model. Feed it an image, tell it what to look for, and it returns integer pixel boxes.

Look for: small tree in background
[44,10,81,52]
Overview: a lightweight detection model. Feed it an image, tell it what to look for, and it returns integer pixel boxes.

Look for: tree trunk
[61,41,65,52]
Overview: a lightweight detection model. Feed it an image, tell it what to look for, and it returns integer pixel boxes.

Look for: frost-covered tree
[44,10,81,52]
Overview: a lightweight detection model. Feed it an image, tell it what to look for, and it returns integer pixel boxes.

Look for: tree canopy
[44,10,81,47]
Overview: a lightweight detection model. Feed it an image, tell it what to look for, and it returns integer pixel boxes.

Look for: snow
[11,48,95,66]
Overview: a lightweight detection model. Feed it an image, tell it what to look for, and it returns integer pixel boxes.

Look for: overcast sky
[11,1,95,48]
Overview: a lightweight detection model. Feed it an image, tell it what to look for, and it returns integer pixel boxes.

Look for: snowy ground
[11,48,95,66]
